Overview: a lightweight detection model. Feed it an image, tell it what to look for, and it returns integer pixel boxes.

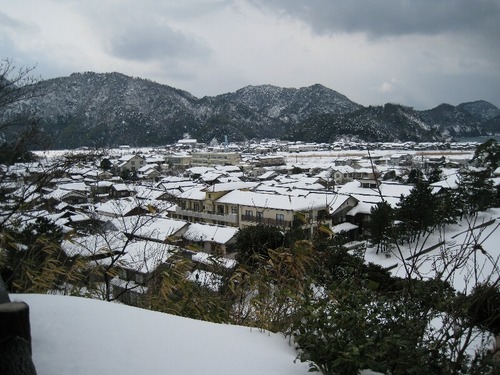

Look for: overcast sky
[2,0,499,109]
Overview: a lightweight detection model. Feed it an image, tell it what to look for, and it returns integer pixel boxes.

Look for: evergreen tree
[233,225,285,269]
[456,168,496,216]
[407,168,424,184]
[471,138,500,171]
[396,180,439,241]
[427,165,443,183]
[369,201,394,254]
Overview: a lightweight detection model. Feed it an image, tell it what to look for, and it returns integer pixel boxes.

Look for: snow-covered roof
[182,223,239,244]
[95,181,113,188]
[328,194,357,214]
[204,181,258,193]
[214,165,241,173]
[192,251,237,269]
[118,154,143,162]
[95,197,143,217]
[44,188,86,201]
[134,186,165,200]
[332,222,358,233]
[62,232,128,266]
[177,186,207,200]
[338,180,413,200]
[216,190,327,211]
[186,166,216,175]
[157,180,198,191]
[187,269,223,292]
[113,215,188,241]
[57,182,90,192]
[430,172,460,190]
[114,240,176,274]
[177,138,197,144]
[346,202,375,216]
[112,183,131,192]
[258,171,278,180]
[200,171,225,182]
[137,165,156,173]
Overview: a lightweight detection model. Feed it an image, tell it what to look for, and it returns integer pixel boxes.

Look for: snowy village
[2,137,500,374]
[1,140,484,299]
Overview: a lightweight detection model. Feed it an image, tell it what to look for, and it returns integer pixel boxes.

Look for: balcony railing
[175,206,238,224]
[240,215,292,227]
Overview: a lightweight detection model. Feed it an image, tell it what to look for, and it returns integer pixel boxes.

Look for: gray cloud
[70,1,214,63]
[106,22,211,62]
[248,0,500,39]
[0,11,35,32]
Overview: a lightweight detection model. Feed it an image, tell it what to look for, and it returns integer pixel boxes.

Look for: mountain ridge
[3,71,499,149]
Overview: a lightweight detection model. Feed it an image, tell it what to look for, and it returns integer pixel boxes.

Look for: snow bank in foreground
[13,294,309,375]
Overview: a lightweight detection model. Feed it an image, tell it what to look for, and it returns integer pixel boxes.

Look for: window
[231,206,238,215]
[193,202,200,212]
[245,210,253,220]
[276,213,285,226]
[256,211,263,223]
[217,205,224,215]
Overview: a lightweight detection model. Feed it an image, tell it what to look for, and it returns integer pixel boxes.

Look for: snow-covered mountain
[5,72,499,148]
[420,100,500,138]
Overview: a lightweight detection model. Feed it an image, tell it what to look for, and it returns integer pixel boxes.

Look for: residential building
[116,154,146,173]
[172,182,258,226]
[191,152,241,166]
[215,189,329,236]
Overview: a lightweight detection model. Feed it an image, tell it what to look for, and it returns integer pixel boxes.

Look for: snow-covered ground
[13,293,310,375]
[365,208,500,293]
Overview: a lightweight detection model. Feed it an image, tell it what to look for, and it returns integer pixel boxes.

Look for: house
[390,153,413,166]
[110,183,133,199]
[330,166,356,185]
[353,167,378,182]
[53,210,94,231]
[111,215,189,243]
[331,221,359,242]
[62,218,185,306]
[95,197,149,218]
[116,154,146,173]
[44,188,88,207]
[90,181,113,201]
[336,179,446,239]
[84,169,113,181]
[137,165,160,180]
[112,239,176,306]
[176,222,239,256]
[328,194,359,225]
